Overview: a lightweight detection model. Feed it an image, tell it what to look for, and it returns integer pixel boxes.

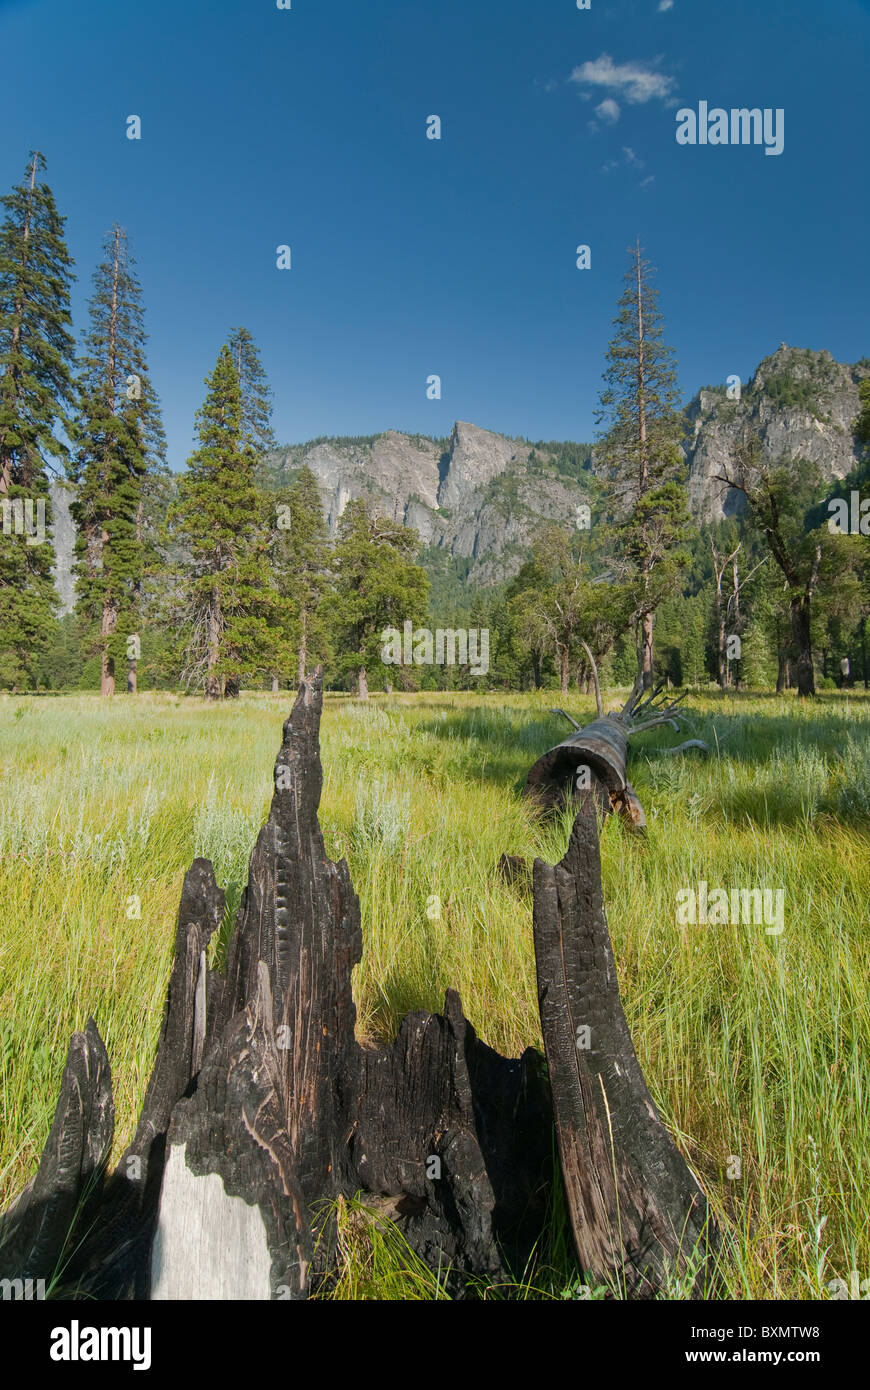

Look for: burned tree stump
[533,803,716,1296]
[0,669,717,1299]
[0,1021,113,1292]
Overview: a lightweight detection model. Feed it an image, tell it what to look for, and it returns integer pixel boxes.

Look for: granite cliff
[685,346,868,521]
[46,346,868,612]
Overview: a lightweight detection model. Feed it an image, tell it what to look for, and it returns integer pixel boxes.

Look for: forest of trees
[1,154,869,699]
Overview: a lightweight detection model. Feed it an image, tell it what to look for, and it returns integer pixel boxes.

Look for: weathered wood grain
[533,800,717,1296]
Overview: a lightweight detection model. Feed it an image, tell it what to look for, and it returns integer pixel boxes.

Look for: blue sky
[2,0,868,468]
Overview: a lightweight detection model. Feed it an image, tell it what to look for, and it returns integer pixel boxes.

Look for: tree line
[1,156,867,699]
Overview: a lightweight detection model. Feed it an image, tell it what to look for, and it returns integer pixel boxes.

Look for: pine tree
[69,224,166,695]
[169,344,279,698]
[595,240,689,688]
[228,326,277,456]
[272,465,330,686]
[0,151,76,687]
[330,498,428,698]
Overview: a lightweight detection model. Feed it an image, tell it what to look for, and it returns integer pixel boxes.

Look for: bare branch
[580,640,603,717]
[550,708,582,731]
[620,669,644,720]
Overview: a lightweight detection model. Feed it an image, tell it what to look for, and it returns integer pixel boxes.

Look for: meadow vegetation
[1,687,868,1299]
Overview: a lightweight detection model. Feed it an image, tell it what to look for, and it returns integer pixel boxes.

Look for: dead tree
[534,809,714,1295]
[526,644,701,828]
[0,671,717,1299]
[711,539,767,690]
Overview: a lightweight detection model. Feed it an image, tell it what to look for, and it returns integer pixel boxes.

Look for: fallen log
[527,654,693,826]
[0,670,717,1299]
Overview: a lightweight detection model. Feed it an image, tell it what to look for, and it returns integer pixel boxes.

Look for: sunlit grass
[1,686,868,1298]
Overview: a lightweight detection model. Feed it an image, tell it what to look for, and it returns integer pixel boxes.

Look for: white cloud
[658,2,674,11]
[601,150,653,179]
[595,98,621,125]
[570,52,675,105]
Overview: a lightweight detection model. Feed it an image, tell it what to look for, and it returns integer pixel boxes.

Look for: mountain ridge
[46,344,868,613]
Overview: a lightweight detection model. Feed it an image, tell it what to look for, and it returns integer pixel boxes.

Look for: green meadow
[1,688,868,1299]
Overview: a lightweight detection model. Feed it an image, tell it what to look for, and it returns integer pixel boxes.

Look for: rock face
[43,347,869,603]
[684,346,868,522]
[269,420,594,585]
[48,480,76,616]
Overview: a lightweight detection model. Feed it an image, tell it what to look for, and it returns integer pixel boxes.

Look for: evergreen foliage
[0,152,75,686]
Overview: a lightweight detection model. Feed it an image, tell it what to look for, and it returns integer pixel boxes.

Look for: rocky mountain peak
[684,345,867,521]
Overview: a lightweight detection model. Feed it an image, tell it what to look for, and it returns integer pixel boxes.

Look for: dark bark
[639,612,654,691]
[533,804,716,1296]
[559,644,569,696]
[790,594,815,697]
[0,1022,113,1287]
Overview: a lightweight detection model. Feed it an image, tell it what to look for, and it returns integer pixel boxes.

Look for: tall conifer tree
[595,240,689,688]
[0,151,75,686]
[228,326,277,456]
[170,344,279,698]
[272,464,330,686]
[69,224,165,694]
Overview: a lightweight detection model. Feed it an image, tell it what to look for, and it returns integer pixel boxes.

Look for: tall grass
[1,687,868,1298]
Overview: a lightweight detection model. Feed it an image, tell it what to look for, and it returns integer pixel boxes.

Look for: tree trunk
[271,676,279,694]
[357,666,368,699]
[559,645,569,696]
[129,495,144,696]
[791,594,815,697]
[776,650,788,693]
[0,672,718,1301]
[100,599,117,697]
[100,656,115,698]
[206,590,221,701]
[639,612,654,690]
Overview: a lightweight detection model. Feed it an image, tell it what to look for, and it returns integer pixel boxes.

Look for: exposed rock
[48,480,76,616]
[684,346,868,522]
[44,347,869,604]
[269,419,594,585]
